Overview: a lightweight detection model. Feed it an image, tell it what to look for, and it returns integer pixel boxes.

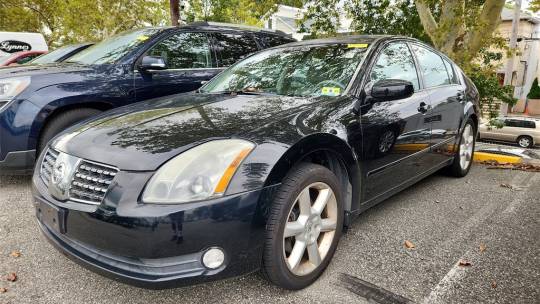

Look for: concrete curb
[473,152,522,164]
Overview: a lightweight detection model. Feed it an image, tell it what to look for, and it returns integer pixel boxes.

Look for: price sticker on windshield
[321,87,341,96]
[347,43,369,48]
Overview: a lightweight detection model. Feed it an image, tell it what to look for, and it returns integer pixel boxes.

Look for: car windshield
[201,43,369,97]
[66,28,160,64]
[29,45,81,64]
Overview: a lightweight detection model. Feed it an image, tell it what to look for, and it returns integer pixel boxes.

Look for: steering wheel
[311,80,346,96]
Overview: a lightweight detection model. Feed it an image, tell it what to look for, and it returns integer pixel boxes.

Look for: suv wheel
[262,163,343,290]
[38,108,102,152]
[445,119,476,177]
[517,136,533,148]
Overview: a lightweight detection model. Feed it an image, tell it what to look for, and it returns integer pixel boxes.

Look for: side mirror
[138,56,167,72]
[371,79,414,102]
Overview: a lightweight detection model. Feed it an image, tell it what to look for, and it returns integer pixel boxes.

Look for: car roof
[147,22,292,38]
[267,35,421,49]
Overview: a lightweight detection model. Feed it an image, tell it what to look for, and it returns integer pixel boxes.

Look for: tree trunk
[170,0,180,26]
[414,0,505,65]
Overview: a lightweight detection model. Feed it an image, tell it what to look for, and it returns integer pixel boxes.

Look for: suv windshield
[66,28,160,64]
[201,43,369,97]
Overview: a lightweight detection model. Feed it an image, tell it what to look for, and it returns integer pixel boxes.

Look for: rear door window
[258,34,294,47]
[213,32,259,67]
[411,45,451,88]
[442,58,459,84]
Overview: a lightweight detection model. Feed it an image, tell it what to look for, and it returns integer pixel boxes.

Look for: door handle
[417,101,429,114]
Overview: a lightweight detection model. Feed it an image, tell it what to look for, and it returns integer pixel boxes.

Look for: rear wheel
[517,136,533,148]
[38,108,102,152]
[445,119,476,177]
[262,163,343,290]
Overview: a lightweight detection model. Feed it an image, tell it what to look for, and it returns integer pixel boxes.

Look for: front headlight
[0,76,31,110]
[142,139,255,204]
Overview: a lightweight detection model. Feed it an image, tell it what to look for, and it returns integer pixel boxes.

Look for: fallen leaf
[500,184,524,191]
[6,273,17,282]
[0,287,6,293]
[479,243,486,253]
[9,251,21,258]
[491,280,497,289]
[404,240,415,249]
[458,259,472,267]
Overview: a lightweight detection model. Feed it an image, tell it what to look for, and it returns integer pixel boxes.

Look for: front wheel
[262,163,343,290]
[445,119,476,177]
[517,136,533,148]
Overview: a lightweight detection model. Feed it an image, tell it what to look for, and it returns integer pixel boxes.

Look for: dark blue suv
[0,22,294,174]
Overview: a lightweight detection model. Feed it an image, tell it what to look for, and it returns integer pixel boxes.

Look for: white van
[0,32,48,57]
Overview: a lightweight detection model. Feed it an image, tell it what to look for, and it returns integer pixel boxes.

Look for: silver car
[478,116,540,148]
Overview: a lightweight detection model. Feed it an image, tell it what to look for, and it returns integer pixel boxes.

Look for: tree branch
[415,0,439,47]
[438,0,465,55]
[464,0,505,57]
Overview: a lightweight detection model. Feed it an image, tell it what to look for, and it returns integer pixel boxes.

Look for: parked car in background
[27,43,93,65]
[478,116,540,148]
[0,51,47,66]
[0,22,294,174]
[33,36,479,290]
[0,31,48,57]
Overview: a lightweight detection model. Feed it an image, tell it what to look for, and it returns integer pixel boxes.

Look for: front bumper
[33,172,278,288]
[0,149,36,175]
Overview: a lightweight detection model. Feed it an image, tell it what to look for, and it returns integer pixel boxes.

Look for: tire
[445,119,476,177]
[262,163,344,290]
[38,108,102,152]
[517,136,533,148]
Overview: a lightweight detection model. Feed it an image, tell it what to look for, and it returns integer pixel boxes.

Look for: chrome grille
[69,161,118,205]
[40,149,59,185]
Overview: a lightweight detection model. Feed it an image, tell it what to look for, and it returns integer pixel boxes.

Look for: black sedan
[33,36,479,290]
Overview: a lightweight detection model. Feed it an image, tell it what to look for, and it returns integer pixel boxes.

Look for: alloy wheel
[518,137,531,148]
[283,182,338,276]
[459,124,474,170]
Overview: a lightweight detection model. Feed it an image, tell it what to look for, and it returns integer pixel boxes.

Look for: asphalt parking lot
[1,165,539,304]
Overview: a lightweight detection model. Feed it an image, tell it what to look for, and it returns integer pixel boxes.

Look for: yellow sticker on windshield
[137,35,150,41]
[347,43,368,48]
[321,87,341,96]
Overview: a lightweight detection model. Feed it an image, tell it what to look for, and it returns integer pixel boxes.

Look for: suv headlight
[142,139,255,204]
[0,76,31,110]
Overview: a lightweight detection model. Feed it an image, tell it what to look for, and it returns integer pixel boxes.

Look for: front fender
[227,133,361,228]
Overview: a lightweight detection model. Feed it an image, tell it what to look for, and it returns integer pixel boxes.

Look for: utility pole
[170,0,180,26]
[502,0,522,114]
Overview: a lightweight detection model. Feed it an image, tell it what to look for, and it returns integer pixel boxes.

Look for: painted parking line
[421,171,538,304]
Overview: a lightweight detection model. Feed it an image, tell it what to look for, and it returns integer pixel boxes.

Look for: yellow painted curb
[473,152,522,164]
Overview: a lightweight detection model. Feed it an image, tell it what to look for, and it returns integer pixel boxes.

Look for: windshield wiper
[218,89,264,95]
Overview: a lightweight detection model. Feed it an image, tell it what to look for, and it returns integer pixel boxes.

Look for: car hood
[53,92,316,171]
[0,63,106,79]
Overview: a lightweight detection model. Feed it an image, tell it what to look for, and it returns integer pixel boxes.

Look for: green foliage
[185,0,303,26]
[530,0,540,12]
[346,0,431,43]
[527,78,540,99]
[299,0,430,42]
[0,0,168,47]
